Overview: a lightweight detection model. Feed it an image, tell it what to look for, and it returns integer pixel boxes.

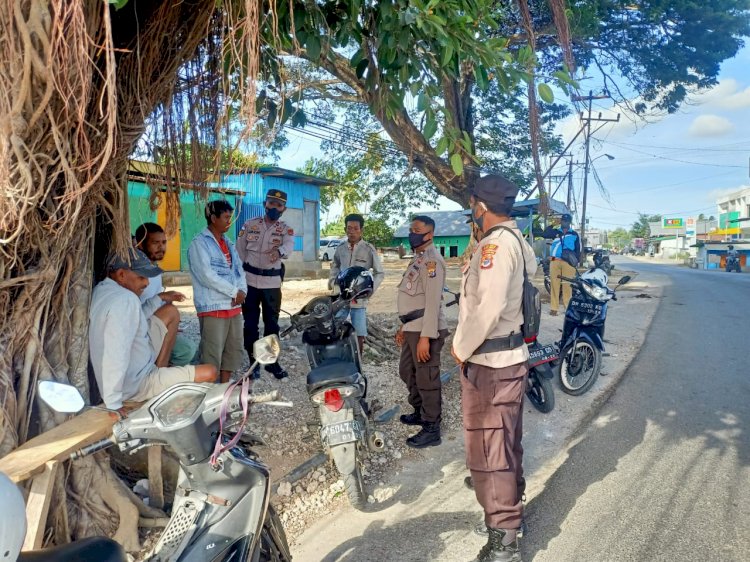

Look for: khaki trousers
[461,361,527,530]
[549,258,577,312]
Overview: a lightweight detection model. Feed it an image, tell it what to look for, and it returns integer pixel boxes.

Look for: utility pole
[571,91,620,264]
[566,159,574,211]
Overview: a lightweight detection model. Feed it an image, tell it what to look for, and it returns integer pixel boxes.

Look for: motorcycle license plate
[321,420,361,446]
[528,345,557,365]
[570,299,603,314]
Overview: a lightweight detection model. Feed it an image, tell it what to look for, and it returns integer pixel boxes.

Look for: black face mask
[471,206,485,232]
[409,232,430,250]
[266,207,282,221]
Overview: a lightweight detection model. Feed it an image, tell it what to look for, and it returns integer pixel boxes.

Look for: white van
[319,237,344,261]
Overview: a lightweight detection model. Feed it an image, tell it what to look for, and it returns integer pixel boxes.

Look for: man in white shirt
[135,222,197,366]
[89,248,217,413]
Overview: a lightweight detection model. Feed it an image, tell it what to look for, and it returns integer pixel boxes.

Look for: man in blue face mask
[237,189,295,379]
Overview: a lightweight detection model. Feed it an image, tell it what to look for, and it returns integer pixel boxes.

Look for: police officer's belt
[474,332,525,354]
[399,308,425,324]
[243,263,282,277]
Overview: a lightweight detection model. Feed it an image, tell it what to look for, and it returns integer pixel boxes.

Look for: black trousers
[242,286,282,358]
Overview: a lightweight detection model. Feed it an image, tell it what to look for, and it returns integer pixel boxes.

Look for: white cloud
[691,78,750,110]
[687,114,734,137]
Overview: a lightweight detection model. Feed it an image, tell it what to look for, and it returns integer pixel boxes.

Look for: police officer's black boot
[264,362,288,380]
[405,422,441,448]
[473,528,521,562]
[399,411,424,426]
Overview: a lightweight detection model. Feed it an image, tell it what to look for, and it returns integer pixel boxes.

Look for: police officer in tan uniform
[395,215,449,448]
[329,213,385,354]
[451,175,537,562]
[237,189,295,379]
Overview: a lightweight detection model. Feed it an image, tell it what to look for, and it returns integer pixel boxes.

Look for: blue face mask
[266,207,282,221]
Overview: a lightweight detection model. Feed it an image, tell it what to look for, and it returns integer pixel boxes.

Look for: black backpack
[496,226,541,340]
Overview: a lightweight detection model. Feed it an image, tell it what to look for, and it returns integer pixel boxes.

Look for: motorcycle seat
[307,359,361,393]
[18,537,126,562]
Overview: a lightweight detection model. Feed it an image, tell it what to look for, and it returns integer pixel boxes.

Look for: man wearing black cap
[237,189,295,379]
[89,248,218,413]
[547,213,580,315]
[451,174,537,562]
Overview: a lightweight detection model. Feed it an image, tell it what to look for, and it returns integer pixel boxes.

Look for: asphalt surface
[525,258,750,561]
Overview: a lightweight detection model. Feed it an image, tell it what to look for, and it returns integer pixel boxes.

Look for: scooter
[726,255,741,272]
[280,296,384,511]
[556,270,631,395]
[37,335,293,562]
[444,288,555,413]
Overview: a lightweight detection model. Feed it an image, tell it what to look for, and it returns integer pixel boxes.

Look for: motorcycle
[538,256,552,295]
[556,270,631,396]
[591,249,613,275]
[726,254,741,273]
[280,295,384,511]
[444,288,555,413]
[37,335,293,562]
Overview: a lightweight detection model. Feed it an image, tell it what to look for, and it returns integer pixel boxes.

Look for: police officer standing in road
[237,189,295,379]
[547,213,580,315]
[451,175,537,562]
[395,215,449,449]
[329,213,384,355]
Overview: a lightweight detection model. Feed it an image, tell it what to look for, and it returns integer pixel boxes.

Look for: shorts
[148,316,199,366]
[349,307,368,337]
[130,364,196,403]
[199,314,244,372]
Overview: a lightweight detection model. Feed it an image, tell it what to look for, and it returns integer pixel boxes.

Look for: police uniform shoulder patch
[287,228,294,235]
[480,243,498,270]
[426,261,437,278]
[239,228,245,238]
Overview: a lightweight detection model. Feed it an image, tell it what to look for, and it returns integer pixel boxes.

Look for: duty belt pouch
[495,226,541,340]
[280,262,286,283]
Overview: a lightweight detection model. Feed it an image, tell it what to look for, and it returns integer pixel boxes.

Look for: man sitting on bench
[89,248,218,413]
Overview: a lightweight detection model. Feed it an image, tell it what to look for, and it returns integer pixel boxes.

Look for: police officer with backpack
[451,174,538,562]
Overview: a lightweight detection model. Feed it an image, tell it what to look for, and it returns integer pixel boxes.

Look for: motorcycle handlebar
[558,275,578,283]
[70,436,115,461]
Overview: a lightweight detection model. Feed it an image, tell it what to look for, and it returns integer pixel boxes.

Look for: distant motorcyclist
[727,245,738,258]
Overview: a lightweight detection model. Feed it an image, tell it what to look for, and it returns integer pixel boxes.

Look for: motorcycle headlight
[581,282,609,302]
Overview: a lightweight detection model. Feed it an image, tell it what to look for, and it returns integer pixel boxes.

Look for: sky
[275,45,750,232]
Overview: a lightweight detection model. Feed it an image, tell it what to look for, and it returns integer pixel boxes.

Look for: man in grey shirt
[329,213,385,354]
[89,248,217,413]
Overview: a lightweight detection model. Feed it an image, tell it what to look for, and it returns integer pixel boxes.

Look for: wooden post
[148,446,165,510]
[22,460,60,551]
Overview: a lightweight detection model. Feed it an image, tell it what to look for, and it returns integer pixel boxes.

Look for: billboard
[663,218,684,229]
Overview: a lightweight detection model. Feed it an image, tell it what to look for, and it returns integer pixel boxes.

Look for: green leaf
[538,83,555,103]
[306,35,322,61]
[410,82,421,96]
[441,44,454,67]
[474,66,489,91]
[280,99,294,125]
[108,0,129,9]
[436,136,449,156]
[350,48,364,67]
[424,116,438,140]
[417,93,429,112]
[450,153,464,176]
[356,59,369,79]
[267,101,278,128]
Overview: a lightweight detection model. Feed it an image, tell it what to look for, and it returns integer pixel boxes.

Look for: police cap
[266,189,287,203]
[470,174,519,206]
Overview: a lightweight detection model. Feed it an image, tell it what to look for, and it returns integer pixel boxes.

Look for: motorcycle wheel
[258,507,291,562]
[343,461,367,511]
[558,340,602,396]
[526,367,555,413]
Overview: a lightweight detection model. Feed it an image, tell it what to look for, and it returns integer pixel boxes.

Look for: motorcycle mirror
[38,381,85,413]
[618,275,632,285]
[253,334,281,365]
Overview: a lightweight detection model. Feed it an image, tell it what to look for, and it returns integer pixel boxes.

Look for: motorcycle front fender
[562,328,605,352]
[530,361,554,380]
[329,442,357,475]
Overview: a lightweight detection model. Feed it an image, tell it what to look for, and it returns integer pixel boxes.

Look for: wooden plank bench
[0,409,114,550]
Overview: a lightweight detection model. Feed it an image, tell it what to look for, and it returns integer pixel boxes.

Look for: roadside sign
[663,218,684,229]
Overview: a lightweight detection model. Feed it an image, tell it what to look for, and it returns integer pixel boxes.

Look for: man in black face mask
[237,189,295,379]
[395,215,449,448]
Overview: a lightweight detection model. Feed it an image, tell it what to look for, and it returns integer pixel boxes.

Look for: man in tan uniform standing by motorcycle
[451,174,537,562]
[395,215,449,448]
[237,189,295,379]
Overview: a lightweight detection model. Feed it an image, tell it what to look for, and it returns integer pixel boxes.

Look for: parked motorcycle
[591,249,613,275]
[280,268,383,510]
[726,255,741,273]
[539,256,551,294]
[37,335,293,562]
[444,288,555,413]
[557,269,631,396]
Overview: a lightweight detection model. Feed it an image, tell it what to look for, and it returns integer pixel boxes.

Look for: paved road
[525,259,750,561]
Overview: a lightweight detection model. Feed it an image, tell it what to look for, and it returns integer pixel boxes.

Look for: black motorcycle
[38,335,292,562]
[726,254,741,273]
[280,295,384,510]
[557,270,631,395]
[444,288,555,413]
